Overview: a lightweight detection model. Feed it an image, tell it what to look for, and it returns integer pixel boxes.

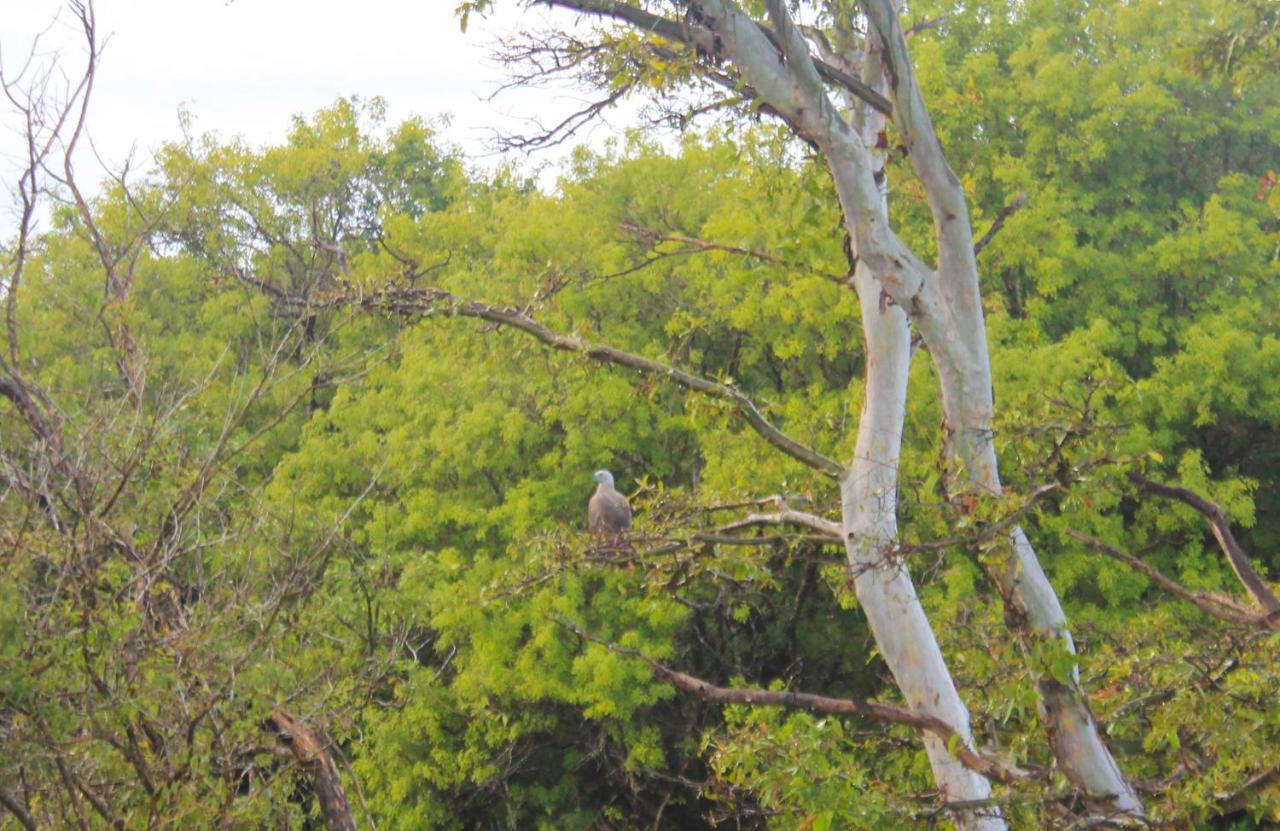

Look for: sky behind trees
[0,0,619,234]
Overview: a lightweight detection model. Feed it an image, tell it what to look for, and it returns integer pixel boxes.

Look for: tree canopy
[0,0,1277,828]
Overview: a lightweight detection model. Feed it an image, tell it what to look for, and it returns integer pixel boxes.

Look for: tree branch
[1216,764,1280,815]
[717,503,842,538]
[972,192,1028,257]
[265,710,356,831]
[537,0,892,114]
[0,787,37,831]
[259,281,845,476]
[1066,529,1274,629]
[904,16,948,39]
[1128,472,1280,620]
[553,617,1030,785]
[619,223,851,286]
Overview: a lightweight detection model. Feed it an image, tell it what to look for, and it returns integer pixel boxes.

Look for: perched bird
[588,469,631,544]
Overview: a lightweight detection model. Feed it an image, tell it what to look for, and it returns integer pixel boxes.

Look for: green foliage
[3,0,1279,826]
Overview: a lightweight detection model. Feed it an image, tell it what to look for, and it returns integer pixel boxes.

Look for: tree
[3,0,1277,827]
[451,0,1144,824]
[0,8,395,828]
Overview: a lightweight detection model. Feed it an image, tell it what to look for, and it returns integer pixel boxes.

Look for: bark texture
[266,710,356,831]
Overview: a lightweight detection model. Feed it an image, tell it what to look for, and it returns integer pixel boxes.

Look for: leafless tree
[0,5,364,828]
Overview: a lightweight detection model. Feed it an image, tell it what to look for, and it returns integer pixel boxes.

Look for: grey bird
[588,469,632,543]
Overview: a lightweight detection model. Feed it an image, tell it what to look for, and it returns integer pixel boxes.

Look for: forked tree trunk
[843,263,1004,830]
[684,0,1142,816]
[855,1,1143,814]
[838,32,1003,829]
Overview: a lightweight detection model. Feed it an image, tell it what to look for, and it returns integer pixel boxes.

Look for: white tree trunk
[535,0,1143,817]
[843,263,1004,829]
[854,1,1143,813]
[688,3,1005,822]
[838,30,1003,827]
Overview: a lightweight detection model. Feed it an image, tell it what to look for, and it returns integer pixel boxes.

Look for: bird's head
[592,469,614,487]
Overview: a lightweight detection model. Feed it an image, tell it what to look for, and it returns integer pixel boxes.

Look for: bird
[588,469,632,545]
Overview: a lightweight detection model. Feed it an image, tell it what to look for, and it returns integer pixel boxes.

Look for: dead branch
[1128,471,1280,620]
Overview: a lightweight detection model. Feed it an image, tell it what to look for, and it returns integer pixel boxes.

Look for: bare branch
[493,81,634,152]
[251,280,845,476]
[537,0,892,114]
[1066,529,1274,629]
[1128,472,1280,620]
[973,192,1028,257]
[0,787,37,831]
[553,617,1030,785]
[619,223,851,286]
[718,501,841,538]
[904,16,948,39]
[265,710,356,831]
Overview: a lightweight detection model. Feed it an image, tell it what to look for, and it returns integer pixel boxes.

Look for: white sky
[0,0,635,235]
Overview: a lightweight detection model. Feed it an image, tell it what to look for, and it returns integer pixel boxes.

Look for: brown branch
[619,223,851,285]
[494,81,634,151]
[255,281,844,476]
[904,16,947,39]
[1066,529,1274,629]
[1128,472,1280,620]
[0,787,37,831]
[1216,764,1280,815]
[265,710,356,831]
[553,617,1030,785]
[972,192,1027,257]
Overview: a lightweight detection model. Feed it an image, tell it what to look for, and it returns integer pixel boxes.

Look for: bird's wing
[588,491,606,534]
[589,487,631,534]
